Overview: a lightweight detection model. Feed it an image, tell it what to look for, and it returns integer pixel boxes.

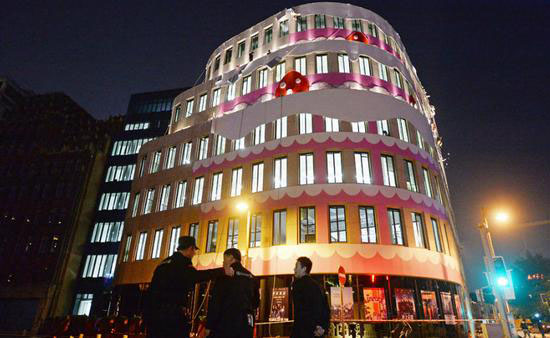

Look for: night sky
[3,0,549,289]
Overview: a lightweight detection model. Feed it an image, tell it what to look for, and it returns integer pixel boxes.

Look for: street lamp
[478,208,515,338]
[236,200,252,268]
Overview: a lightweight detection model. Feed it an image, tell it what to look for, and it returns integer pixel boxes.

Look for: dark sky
[3,0,549,289]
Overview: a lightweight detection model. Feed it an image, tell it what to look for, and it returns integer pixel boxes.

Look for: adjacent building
[71,89,184,318]
[115,3,468,336]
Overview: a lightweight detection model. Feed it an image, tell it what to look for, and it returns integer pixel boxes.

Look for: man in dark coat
[291,256,330,338]
[146,236,226,338]
[205,248,260,338]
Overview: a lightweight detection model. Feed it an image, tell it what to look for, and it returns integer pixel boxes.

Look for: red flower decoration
[275,71,310,97]
[346,31,369,44]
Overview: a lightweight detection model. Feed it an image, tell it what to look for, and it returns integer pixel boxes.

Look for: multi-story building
[115,3,468,336]
[71,89,184,318]
[0,91,122,333]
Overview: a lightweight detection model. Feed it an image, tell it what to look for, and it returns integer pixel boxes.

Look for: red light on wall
[275,71,309,97]
[346,31,369,44]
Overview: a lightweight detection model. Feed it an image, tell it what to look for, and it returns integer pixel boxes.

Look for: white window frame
[215,135,226,156]
[299,153,314,185]
[159,184,171,211]
[211,88,221,106]
[258,68,268,88]
[316,55,328,74]
[231,168,243,197]
[254,124,265,145]
[423,168,433,198]
[185,99,194,117]
[135,232,147,260]
[397,118,409,142]
[192,177,204,205]
[273,157,287,188]
[326,152,343,183]
[381,155,397,187]
[275,62,286,82]
[377,120,390,136]
[378,63,389,81]
[274,116,287,139]
[242,76,252,95]
[299,113,312,134]
[174,181,187,208]
[198,136,209,160]
[354,152,372,184]
[405,160,418,192]
[351,121,367,133]
[338,54,350,73]
[251,162,264,193]
[198,94,208,112]
[359,56,372,76]
[234,137,245,150]
[227,83,236,101]
[168,226,181,254]
[181,142,192,165]
[165,147,176,169]
[325,117,339,132]
[294,56,306,74]
[412,213,426,248]
[211,172,223,201]
[151,229,164,259]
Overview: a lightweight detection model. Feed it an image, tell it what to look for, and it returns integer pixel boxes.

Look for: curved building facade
[115,3,468,336]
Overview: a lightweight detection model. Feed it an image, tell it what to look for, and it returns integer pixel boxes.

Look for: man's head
[223,248,241,267]
[177,236,199,258]
[294,256,312,278]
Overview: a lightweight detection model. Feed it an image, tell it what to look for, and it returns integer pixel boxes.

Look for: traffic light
[482,286,495,304]
[493,256,509,287]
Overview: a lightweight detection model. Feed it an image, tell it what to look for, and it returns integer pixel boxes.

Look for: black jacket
[290,275,330,338]
[206,262,260,334]
[147,252,223,316]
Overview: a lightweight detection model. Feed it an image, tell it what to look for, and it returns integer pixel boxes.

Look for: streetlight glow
[494,211,510,223]
[236,201,249,212]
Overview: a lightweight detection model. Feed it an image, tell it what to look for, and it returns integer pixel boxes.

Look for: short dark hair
[297,256,312,274]
[224,248,241,261]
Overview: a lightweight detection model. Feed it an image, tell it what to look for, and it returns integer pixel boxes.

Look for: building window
[431,218,443,252]
[214,55,220,71]
[97,193,130,211]
[377,120,390,136]
[354,152,372,184]
[273,157,287,188]
[135,232,147,260]
[388,208,404,245]
[169,226,181,254]
[264,26,273,44]
[124,122,150,131]
[189,223,199,240]
[338,54,350,73]
[234,137,245,150]
[359,206,377,243]
[334,16,344,29]
[132,193,140,217]
[237,40,246,58]
[296,15,307,32]
[416,130,425,150]
[273,210,287,245]
[314,14,326,29]
[275,62,286,82]
[412,213,427,248]
[143,189,155,214]
[198,94,208,112]
[159,184,171,211]
[174,181,187,208]
[368,23,378,37]
[185,99,194,117]
[404,160,418,192]
[433,176,442,203]
[381,155,397,187]
[250,34,259,51]
[165,147,177,170]
[150,151,161,173]
[326,152,343,183]
[423,168,433,198]
[299,113,312,134]
[73,294,93,316]
[181,142,192,165]
[294,56,306,75]
[224,48,232,64]
[299,153,315,185]
[397,118,409,142]
[192,177,204,205]
[352,19,363,32]
[139,157,147,177]
[351,121,367,133]
[90,222,124,243]
[123,235,132,262]
[378,63,389,81]
[205,220,218,253]
[359,56,372,76]
[394,70,403,88]
[227,218,239,249]
[211,172,223,201]
[111,138,154,156]
[231,168,243,197]
[274,116,287,139]
[325,117,339,132]
[212,88,221,106]
[250,214,261,247]
[252,162,264,193]
[329,206,346,242]
[300,207,316,243]
[227,82,236,101]
[242,76,252,95]
[279,20,289,37]
[316,55,328,74]
[254,124,265,145]
[215,135,226,156]
[258,68,268,88]
[198,136,209,160]
[151,229,164,259]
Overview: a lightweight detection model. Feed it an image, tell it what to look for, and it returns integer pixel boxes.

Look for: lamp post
[478,209,515,337]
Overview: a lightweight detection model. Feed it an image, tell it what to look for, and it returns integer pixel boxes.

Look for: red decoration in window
[346,31,369,44]
[409,95,417,105]
[275,70,310,97]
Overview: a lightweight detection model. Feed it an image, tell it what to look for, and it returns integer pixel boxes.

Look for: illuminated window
[254,124,265,145]
[397,118,409,142]
[329,206,346,242]
[90,222,124,243]
[159,184,171,211]
[325,117,339,132]
[274,116,287,139]
[377,120,390,136]
[135,232,147,260]
[169,226,181,254]
[275,62,286,82]
[416,130,425,150]
[231,168,243,197]
[98,192,130,211]
[378,63,389,81]
[431,218,443,252]
[258,68,268,88]
[294,56,306,74]
[388,209,404,245]
[227,82,236,101]
[250,214,261,247]
[338,54,350,73]
[227,218,239,249]
[354,152,372,184]
[198,136,209,160]
[198,94,208,112]
[394,70,403,89]
[273,157,287,188]
[404,160,418,192]
[315,55,328,74]
[326,152,343,183]
[181,142,192,165]
[299,113,312,134]
[105,164,136,182]
[351,121,367,133]
[273,210,287,245]
[123,235,132,262]
[151,229,164,259]
[215,135,226,156]
[174,181,187,208]
[251,162,264,193]
[314,14,326,29]
[206,220,218,253]
[189,223,199,239]
[296,16,307,32]
[143,189,155,214]
[359,56,372,76]
[212,88,221,106]
[300,207,316,243]
[185,99,194,117]
[412,213,427,248]
[165,147,177,169]
[233,137,245,150]
[423,168,433,198]
[359,206,377,243]
[299,153,314,185]
[211,172,223,201]
[279,20,289,37]
[192,177,204,205]
[242,76,252,95]
[150,151,161,173]
[381,155,397,187]
[73,294,93,316]
[131,193,140,217]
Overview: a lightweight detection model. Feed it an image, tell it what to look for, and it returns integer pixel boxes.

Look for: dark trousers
[148,315,191,338]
